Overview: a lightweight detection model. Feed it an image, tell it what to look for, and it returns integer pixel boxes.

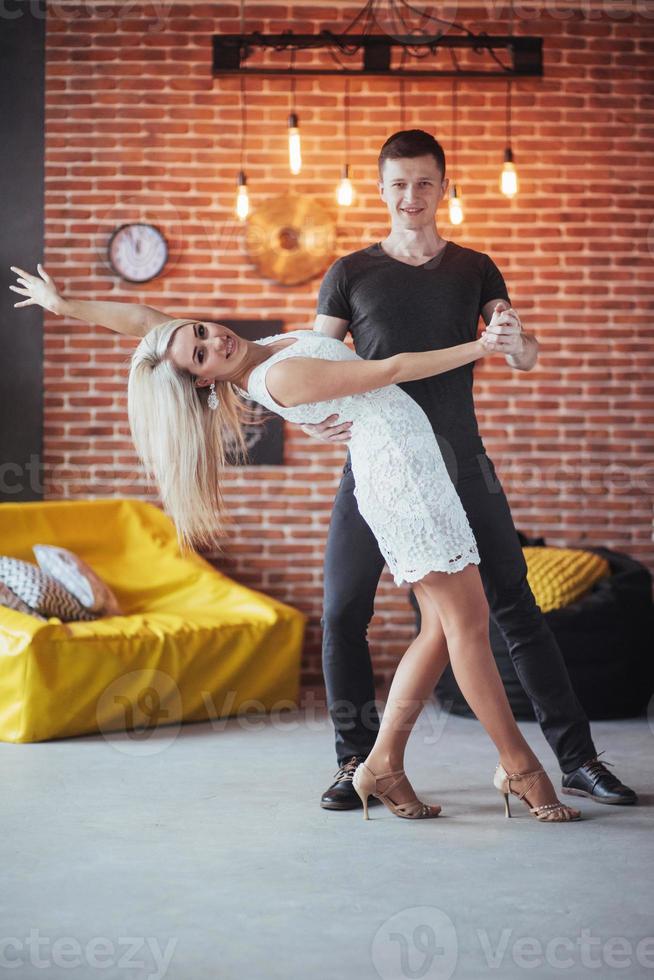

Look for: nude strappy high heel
[494,764,582,822]
[352,761,441,820]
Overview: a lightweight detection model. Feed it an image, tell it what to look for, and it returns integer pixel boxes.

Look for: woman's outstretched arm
[266,336,495,409]
[9,264,171,338]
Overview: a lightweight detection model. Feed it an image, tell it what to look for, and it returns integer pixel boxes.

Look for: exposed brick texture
[40,1,654,689]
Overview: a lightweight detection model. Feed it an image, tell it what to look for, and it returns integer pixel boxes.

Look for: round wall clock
[107,223,168,283]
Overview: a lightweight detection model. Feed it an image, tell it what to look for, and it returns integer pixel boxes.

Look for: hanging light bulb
[234,73,250,222]
[448,77,464,225]
[336,164,354,207]
[235,170,249,221]
[448,184,464,225]
[287,49,302,176]
[500,80,519,198]
[500,147,519,198]
[288,112,302,175]
[335,80,354,207]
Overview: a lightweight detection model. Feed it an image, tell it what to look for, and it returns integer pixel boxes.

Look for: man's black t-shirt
[316,240,511,468]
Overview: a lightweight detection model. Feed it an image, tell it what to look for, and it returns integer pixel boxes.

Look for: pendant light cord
[452,74,458,172]
[344,77,351,160]
[290,46,297,107]
[240,0,247,173]
[507,0,514,145]
[240,73,247,172]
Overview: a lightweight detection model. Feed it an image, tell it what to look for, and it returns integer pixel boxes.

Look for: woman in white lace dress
[10,264,581,824]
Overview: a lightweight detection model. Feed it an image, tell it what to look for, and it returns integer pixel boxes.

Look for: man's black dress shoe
[320,756,381,810]
[561,752,638,805]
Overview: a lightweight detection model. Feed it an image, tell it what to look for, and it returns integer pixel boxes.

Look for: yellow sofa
[0,499,305,743]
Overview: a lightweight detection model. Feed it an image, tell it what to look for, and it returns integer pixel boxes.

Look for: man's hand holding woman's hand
[480,300,525,356]
[9,264,63,315]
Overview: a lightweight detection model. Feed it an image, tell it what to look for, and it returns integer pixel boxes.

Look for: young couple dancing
[11,129,636,823]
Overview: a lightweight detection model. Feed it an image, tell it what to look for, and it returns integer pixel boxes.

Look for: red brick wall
[42,2,654,689]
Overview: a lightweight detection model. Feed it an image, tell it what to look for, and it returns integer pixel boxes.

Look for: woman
[10,263,581,824]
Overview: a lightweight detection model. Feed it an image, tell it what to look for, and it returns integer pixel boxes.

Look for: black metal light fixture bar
[213,33,543,78]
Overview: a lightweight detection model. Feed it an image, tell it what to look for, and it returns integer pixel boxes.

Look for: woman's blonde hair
[127,318,264,552]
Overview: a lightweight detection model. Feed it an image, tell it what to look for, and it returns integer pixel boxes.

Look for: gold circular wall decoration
[245,193,336,286]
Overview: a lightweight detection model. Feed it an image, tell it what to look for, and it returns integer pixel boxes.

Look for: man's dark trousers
[321,452,597,774]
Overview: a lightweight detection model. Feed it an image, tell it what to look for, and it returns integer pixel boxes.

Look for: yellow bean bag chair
[0,499,305,743]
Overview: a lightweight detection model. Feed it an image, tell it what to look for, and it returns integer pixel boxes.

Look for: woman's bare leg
[364,563,574,811]
[412,565,569,810]
[363,585,451,804]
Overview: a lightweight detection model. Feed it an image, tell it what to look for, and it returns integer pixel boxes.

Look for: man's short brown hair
[378,129,446,180]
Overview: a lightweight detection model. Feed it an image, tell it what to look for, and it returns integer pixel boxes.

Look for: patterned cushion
[33,545,122,616]
[0,557,97,622]
[0,581,46,620]
[524,546,610,613]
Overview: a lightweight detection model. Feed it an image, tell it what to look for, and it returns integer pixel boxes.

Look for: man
[301,129,636,809]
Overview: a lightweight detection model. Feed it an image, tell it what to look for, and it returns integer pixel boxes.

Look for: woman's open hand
[9,264,63,315]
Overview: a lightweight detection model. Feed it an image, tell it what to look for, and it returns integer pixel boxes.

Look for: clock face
[107,223,168,283]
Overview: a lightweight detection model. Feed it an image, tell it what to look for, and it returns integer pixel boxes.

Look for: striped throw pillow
[0,557,97,622]
[0,581,47,620]
[33,545,122,616]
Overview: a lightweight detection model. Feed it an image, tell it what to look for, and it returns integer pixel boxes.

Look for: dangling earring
[207,381,218,411]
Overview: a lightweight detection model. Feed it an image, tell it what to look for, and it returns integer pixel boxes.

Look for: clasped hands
[480,300,525,356]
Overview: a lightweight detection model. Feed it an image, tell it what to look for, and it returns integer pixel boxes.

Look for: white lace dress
[236,330,480,587]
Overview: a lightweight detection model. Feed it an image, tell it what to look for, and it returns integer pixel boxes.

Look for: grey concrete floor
[1,698,653,980]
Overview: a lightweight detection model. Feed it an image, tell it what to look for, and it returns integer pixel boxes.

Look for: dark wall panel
[0,3,45,502]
